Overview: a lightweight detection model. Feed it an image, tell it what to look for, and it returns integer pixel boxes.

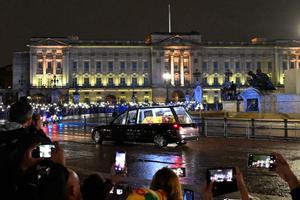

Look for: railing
[193,117,300,140]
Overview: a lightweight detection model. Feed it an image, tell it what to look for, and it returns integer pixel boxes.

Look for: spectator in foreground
[150,167,182,200]
[0,101,52,199]
[272,152,300,200]
[203,167,250,200]
[22,159,80,200]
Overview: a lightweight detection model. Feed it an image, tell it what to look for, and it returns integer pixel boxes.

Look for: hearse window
[173,107,192,124]
[127,110,137,125]
[113,112,127,125]
[138,108,175,124]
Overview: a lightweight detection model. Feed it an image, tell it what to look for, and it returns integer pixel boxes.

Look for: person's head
[24,160,80,200]
[150,167,182,200]
[9,101,33,127]
[256,68,262,74]
[81,174,109,200]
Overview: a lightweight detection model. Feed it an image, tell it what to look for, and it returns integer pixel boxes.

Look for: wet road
[43,122,300,200]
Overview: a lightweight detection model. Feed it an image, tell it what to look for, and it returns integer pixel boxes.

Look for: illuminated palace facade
[13,32,300,103]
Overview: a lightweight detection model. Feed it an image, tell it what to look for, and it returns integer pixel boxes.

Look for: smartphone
[183,189,194,200]
[206,167,238,197]
[171,167,186,177]
[32,144,55,158]
[207,168,234,183]
[248,154,276,169]
[115,151,126,174]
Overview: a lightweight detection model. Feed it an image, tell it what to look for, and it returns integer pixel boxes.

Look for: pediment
[31,38,69,46]
[154,35,199,46]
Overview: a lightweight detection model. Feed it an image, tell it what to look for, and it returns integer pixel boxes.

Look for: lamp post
[163,72,171,104]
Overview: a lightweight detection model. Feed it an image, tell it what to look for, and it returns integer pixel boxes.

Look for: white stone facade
[12,33,300,103]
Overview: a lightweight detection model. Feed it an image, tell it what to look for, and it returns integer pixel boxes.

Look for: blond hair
[150,167,183,200]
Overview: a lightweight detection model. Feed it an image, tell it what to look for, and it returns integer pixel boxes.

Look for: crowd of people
[0,100,299,200]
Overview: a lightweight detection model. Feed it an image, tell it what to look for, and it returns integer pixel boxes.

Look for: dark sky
[1,0,300,66]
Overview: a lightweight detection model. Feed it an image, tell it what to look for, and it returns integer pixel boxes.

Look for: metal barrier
[193,117,300,140]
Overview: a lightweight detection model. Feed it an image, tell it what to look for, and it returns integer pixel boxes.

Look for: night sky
[0,0,300,66]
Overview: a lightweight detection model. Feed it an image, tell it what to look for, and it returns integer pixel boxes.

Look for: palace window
[235,62,240,72]
[282,61,287,71]
[132,61,137,73]
[120,61,125,73]
[72,62,77,73]
[290,62,295,69]
[213,62,218,73]
[144,77,149,86]
[213,77,219,86]
[143,61,149,72]
[108,77,114,86]
[37,62,43,74]
[120,77,126,86]
[37,78,42,87]
[108,61,114,73]
[84,61,89,73]
[46,62,52,74]
[96,77,102,86]
[202,62,208,73]
[84,77,89,86]
[56,62,62,74]
[132,77,137,86]
[268,62,272,73]
[96,61,101,73]
[72,77,77,87]
[224,62,229,72]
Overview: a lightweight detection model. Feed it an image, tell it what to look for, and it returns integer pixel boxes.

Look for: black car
[91,106,199,147]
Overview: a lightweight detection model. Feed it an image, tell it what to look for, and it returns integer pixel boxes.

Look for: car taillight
[173,124,180,130]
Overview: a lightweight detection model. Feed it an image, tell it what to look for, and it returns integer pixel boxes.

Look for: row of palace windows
[72,61,149,74]
[201,61,273,73]
[36,61,63,74]
[201,61,300,74]
[71,77,150,87]
[201,76,244,87]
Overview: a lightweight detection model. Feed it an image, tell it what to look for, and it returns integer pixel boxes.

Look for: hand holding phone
[115,151,126,174]
[183,189,194,200]
[32,144,55,158]
[248,154,276,170]
[206,167,238,197]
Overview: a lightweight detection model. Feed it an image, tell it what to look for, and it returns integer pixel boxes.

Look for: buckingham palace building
[12,32,300,104]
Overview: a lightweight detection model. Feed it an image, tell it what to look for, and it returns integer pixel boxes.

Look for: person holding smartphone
[272,153,300,200]
[203,167,250,200]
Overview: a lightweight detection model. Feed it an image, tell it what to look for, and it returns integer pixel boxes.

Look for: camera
[206,167,238,197]
[32,144,55,158]
[248,154,276,170]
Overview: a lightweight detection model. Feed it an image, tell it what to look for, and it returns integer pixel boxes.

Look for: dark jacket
[0,126,52,200]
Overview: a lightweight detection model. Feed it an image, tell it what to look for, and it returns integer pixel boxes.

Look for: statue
[221,80,238,101]
[193,82,202,103]
[247,69,275,91]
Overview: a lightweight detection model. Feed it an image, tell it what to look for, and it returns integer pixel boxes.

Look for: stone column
[170,55,174,85]
[273,48,279,85]
[43,55,46,86]
[180,55,184,86]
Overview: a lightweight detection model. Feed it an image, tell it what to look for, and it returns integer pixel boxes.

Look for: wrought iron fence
[193,117,300,140]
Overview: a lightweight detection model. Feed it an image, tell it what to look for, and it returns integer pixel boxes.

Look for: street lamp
[163,72,171,104]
